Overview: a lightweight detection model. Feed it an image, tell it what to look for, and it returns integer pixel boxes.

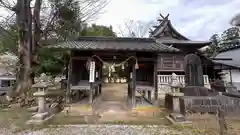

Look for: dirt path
[93,84,129,112]
[100,84,128,102]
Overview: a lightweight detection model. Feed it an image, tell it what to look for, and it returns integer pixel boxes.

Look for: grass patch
[46,113,87,125]
[0,107,33,132]
[102,117,170,125]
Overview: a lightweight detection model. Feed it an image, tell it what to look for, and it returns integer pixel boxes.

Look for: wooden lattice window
[162,56,174,69]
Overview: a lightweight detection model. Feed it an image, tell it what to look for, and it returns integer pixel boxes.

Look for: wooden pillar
[127,63,131,105]
[66,52,72,104]
[229,68,233,84]
[89,84,93,104]
[143,90,146,97]
[132,60,136,107]
[99,63,102,94]
[148,90,151,100]
[154,57,158,101]
[94,66,99,97]
[89,60,96,104]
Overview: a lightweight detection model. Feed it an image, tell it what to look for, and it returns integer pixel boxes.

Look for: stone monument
[182,53,209,96]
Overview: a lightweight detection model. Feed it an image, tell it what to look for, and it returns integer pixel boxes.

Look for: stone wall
[180,95,240,116]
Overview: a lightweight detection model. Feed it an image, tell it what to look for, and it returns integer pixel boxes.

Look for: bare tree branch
[118,20,155,37]
[79,0,110,22]
[0,0,15,10]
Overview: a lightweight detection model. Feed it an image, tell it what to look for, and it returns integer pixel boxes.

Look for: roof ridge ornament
[150,13,170,36]
[159,13,169,20]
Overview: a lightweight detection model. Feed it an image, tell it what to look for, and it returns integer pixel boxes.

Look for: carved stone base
[166,113,191,124]
[27,112,52,124]
[33,112,49,120]
[170,113,186,122]
[182,86,209,96]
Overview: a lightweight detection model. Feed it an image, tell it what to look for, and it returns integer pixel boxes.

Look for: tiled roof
[47,37,180,52]
[156,39,211,46]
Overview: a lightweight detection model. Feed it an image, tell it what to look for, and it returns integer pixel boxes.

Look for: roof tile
[47,37,180,52]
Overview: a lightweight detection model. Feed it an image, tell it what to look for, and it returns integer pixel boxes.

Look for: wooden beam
[159,13,165,19]
[72,56,155,62]
[149,28,153,33]
[159,13,169,19]
[211,58,233,60]
[165,14,170,19]
[157,19,165,22]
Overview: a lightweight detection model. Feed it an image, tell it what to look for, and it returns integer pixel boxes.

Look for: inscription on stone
[180,96,240,116]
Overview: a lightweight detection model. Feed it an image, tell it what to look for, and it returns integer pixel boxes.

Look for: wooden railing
[157,75,210,88]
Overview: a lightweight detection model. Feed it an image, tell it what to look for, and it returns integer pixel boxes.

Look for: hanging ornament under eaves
[135,60,139,69]
[111,63,116,72]
[103,64,106,69]
[121,63,125,70]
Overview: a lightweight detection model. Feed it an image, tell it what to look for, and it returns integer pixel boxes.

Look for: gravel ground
[0,125,189,135]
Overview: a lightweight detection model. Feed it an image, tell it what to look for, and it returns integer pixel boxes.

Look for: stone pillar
[34,91,47,113]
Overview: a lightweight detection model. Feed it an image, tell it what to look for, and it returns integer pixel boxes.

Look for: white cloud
[0,0,238,41]
[94,0,240,40]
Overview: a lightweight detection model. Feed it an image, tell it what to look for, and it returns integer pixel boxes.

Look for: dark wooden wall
[157,54,184,72]
[157,53,215,79]
[136,61,154,84]
[71,59,89,85]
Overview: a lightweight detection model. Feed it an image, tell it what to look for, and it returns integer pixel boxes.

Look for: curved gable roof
[150,14,189,40]
[149,14,211,48]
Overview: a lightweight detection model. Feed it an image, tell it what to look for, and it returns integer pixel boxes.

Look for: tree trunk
[32,0,43,84]
[7,0,33,99]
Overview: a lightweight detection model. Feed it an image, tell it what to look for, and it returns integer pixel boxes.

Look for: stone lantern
[170,73,181,93]
[28,74,53,124]
[166,73,184,113]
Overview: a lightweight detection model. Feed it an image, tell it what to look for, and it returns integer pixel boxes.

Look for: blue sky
[95,0,240,40]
